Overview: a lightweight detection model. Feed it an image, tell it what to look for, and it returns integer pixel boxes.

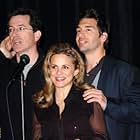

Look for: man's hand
[0,36,16,58]
[83,88,107,111]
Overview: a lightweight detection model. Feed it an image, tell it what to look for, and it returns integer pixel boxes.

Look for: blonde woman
[32,42,108,140]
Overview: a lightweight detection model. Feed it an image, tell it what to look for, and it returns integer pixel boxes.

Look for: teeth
[13,38,21,43]
[79,40,86,44]
[79,39,84,42]
[56,77,65,81]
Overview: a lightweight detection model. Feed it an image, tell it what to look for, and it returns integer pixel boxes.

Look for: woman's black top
[33,86,108,140]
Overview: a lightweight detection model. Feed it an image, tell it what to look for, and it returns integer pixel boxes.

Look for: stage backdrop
[0,0,139,67]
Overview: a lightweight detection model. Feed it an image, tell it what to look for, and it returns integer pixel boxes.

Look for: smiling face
[76,18,103,55]
[8,15,41,55]
[48,54,79,89]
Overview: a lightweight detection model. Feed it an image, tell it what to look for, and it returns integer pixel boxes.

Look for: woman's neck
[55,84,72,103]
[55,84,72,116]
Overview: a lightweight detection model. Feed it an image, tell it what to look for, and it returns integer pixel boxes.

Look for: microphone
[6,54,30,139]
[10,54,30,81]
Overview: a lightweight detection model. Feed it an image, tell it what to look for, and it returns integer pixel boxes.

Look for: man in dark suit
[75,8,140,140]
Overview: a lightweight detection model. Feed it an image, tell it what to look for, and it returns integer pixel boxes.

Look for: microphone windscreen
[20,54,30,65]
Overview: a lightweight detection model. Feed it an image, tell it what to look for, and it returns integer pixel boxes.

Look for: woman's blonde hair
[33,42,87,108]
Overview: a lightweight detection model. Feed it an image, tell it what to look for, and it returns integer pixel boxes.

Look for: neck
[85,49,105,73]
[16,47,39,65]
[55,84,72,103]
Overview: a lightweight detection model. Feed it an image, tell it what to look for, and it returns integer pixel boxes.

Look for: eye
[50,65,57,69]
[18,26,25,31]
[63,65,69,69]
[86,28,92,32]
[8,28,13,33]
[76,28,81,33]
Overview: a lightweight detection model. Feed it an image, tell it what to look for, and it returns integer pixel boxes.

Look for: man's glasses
[8,26,33,34]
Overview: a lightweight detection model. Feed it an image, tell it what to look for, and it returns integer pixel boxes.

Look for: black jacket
[0,50,45,140]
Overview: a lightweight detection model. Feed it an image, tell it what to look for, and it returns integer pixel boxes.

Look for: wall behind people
[0,0,139,67]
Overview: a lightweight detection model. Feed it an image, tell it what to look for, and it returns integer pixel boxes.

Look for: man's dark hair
[77,9,110,47]
[7,8,42,32]
[78,9,109,35]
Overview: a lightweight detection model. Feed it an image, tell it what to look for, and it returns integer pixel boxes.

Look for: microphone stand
[6,81,15,140]
[5,54,30,140]
[6,74,25,140]
[21,74,25,140]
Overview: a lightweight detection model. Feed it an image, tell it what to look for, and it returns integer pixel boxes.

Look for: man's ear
[101,32,108,42]
[34,30,42,42]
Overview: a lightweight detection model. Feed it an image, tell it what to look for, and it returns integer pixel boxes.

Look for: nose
[9,33,16,38]
[56,67,63,74]
[77,30,85,38]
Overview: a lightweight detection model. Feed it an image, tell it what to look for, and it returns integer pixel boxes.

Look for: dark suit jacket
[97,55,140,140]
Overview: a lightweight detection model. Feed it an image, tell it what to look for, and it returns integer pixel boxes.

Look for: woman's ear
[74,69,79,77]
[34,30,42,42]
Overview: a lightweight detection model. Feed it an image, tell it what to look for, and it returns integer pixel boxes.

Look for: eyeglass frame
[7,25,33,34]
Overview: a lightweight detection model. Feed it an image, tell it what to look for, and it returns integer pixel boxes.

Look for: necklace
[86,62,99,74]
[86,73,90,76]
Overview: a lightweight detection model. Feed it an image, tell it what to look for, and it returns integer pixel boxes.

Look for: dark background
[0,0,139,67]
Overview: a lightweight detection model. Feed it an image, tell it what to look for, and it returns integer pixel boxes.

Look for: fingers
[83,89,103,103]
[11,50,16,57]
[3,36,12,51]
[0,36,15,58]
[83,88,107,110]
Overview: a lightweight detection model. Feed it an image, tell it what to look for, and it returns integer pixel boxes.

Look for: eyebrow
[50,64,72,66]
[77,25,96,29]
[9,24,27,28]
